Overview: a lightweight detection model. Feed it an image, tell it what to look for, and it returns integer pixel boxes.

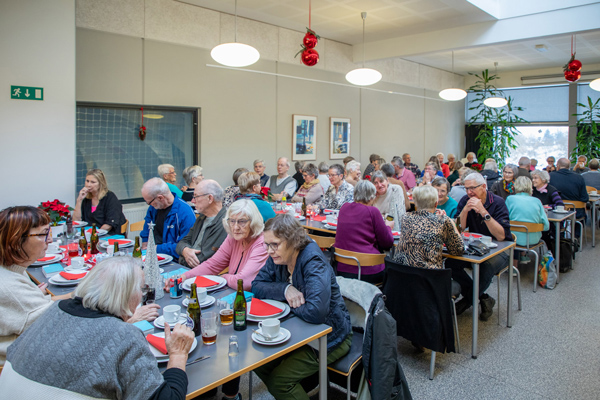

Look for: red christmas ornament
[301,48,319,66]
[564,69,581,83]
[139,125,147,141]
[568,59,582,71]
[303,28,320,49]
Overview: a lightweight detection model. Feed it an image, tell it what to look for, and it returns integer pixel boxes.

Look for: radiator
[123,203,149,235]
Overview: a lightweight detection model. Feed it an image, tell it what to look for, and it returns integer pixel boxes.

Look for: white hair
[514,176,533,195]
[413,185,438,210]
[278,157,290,168]
[199,179,224,203]
[253,159,265,167]
[157,164,174,177]
[463,172,486,186]
[143,177,170,197]
[354,180,377,204]
[530,169,550,183]
[182,165,203,186]
[484,160,498,172]
[518,157,530,167]
[346,160,361,173]
[74,257,143,319]
[224,199,264,238]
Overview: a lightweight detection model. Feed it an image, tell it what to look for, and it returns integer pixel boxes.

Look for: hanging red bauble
[303,28,320,49]
[568,59,582,71]
[139,125,147,141]
[301,48,319,66]
[563,53,582,82]
[564,69,581,82]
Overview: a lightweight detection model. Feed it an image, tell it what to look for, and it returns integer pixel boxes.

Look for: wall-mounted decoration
[329,117,350,159]
[292,115,317,161]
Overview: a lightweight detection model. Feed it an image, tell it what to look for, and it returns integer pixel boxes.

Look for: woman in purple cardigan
[334,180,394,284]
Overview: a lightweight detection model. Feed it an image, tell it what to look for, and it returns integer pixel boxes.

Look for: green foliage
[570,96,600,162]
[467,70,528,169]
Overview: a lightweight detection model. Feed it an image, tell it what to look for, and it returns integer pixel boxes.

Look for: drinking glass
[228,335,239,357]
[219,301,234,326]
[201,312,218,345]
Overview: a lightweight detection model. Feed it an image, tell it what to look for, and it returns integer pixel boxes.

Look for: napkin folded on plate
[107,239,130,245]
[463,232,482,239]
[312,215,326,222]
[392,232,400,237]
[250,298,283,316]
[274,210,287,214]
[324,209,335,214]
[37,256,56,262]
[326,222,338,227]
[59,271,86,280]
[147,334,168,355]
[195,276,219,288]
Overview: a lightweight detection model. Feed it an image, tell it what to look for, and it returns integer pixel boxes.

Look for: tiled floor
[212,230,600,400]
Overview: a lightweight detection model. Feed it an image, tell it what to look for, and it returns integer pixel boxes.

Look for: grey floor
[210,228,600,400]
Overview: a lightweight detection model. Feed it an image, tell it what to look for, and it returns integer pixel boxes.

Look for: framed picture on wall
[329,117,350,159]
[292,115,317,161]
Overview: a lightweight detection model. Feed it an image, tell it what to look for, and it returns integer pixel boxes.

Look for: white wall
[0,0,76,209]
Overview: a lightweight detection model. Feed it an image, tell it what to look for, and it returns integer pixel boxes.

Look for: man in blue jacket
[140,178,195,259]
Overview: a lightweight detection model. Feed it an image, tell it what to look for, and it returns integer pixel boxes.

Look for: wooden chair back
[563,200,587,210]
[334,249,386,280]
[586,186,598,194]
[307,233,336,249]
[130,220,145,232]
[121,220,129,237]
[509,221,544,233]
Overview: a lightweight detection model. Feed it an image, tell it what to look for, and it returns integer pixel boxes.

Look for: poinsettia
[260,186,271,201]
[38,199,73,226]
[471,163,483,171]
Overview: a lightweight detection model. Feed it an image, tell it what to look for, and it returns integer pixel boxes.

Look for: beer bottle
[132,236,142,259]
[302,197,307,217]
[78,227,87,256]
[90,224,99,254]
[113,242,120,256]
[233,279,247,331]
[188,283,202,337]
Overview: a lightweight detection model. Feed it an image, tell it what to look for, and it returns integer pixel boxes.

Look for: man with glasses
[446,172,512,322]
[158,163,183,198]
[140,178,195,259]
[544,156,556,173]
[320,164,354,210]
[176,180,228,267]
[266,157,297,201]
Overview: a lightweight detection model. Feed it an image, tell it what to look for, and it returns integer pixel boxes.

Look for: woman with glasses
[177,199,268,291]
[291,163,324,205]
[73,169,126,232]
[0,206,71,366]
[371,170,405,231]
[252,214,352,400]
[490,164,519,201]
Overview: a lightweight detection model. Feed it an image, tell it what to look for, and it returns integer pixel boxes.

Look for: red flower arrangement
[260,187,272,201]
[470,164,483,171]
[38,199,74,226]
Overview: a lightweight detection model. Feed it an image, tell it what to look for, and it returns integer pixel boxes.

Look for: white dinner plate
[181,295,216,308]
[147,331,198,362]
[182,275,227,292]
[99,239,134,248]
[487,243,498,248]
[252,328,291,345]
[77,228,108,237]
[49,269,89,285]
[294,215,306,221]
[153,315,191,330]
[32,253,63,266]
[552,209,570,214]
[323,224,337,230]
[73,221,88,227]
[45,248,64,255]
[247,299,291,322]
[142,253,173,266]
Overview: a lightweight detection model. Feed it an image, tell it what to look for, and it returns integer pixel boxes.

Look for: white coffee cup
[70,257,85,269]
[555,205,565,212]
[480,236,492,245]
[591,191,598,196]
[47,243,59,253]
[258,318,280,338]
[163,305,181,324]
[197,287,207,302]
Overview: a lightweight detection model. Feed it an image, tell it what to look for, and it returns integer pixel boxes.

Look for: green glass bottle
[113,242,120,256]
[132,236,142,259]
[90,223,99,255]
[78,227,87,256]
[302,197,307,217]
[188,283,202,337]
[233,279,247,331]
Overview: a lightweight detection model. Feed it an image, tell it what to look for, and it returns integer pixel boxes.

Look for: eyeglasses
[328,173,342,178]
[146,196,158,206]
[166,170,176,175]
[26,228,51,241]
[227,218,249,227]
[192,193,210,201]
[465,184,484,192]
[263,242,280,252]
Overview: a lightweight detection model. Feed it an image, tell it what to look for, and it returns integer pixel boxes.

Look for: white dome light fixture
[210,0,260,68]
[345,12,382,86]
[590,78,600,92]
[483,62,507,108]
[439,51,466,101]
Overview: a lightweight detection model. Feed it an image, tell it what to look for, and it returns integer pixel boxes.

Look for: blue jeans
[445,252,509,302]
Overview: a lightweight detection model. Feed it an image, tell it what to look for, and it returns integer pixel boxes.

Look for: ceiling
[179,0,600,75]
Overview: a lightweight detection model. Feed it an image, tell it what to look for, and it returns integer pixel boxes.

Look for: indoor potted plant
[38,199,74,238]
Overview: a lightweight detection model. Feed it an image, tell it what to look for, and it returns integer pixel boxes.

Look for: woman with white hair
[345,160,362,187]
[0,256,195,399]
[490,164,518,201]
[393,185,463,269]
[464,152,477,168]
[446,153,456,171]
[181,165,203,202]
[371,171,406,231]
[506,176,549,247]
[531,169,564,208]
[436,153,450,178]
[178,199,268,291]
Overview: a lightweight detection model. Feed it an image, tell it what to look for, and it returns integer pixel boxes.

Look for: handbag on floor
[538,249,557,290]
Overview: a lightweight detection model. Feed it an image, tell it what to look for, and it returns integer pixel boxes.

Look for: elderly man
[317,162,331,192]
[582,158,600,190]
[517,157,531,179]
[362,154,380,179]
[158,164,183,198]
[551,158,589,225]
[402,153,421,178]
[391,157,416,191]
[345,160,361,187]
[140,178,195,259]
[321,164,354,210]
[572,155,590,174]
[446,172,512,321]
[175,180,228,268]
[544,156,557,172]
[253,159,269,186]
[267,157,297,201]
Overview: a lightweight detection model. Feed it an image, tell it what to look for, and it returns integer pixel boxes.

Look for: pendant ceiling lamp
[439,51,467,101]
[590,78,600,92]
[345,12,382,86]
[211,0,260,67]
[483,62,508,108]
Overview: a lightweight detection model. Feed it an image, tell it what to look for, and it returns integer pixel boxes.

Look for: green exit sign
[11,85,43,101]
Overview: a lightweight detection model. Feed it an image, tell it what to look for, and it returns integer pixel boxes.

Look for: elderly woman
[490,164,518,201]
[181,165,203,202]
[236,171,276,223]
[531,169,564,208]
[436,153,451,177]
[393,186,464,269]
[345,160,361,187]
[447,161,463,185]
[291,163,324,204]
[506,177,549,248]
[320,164,354,210]
[446,153,456,171]
[419,161,444,186]
[381,163,411,211]
[433,177,458,218]
[252,214,352,400]
[177,200,268,291]
[371,171,405,231]
[464,152,477,168]
[73,169,126,232]
[0,256,195,399]
[335,180,394,283]
[223,167,248,208]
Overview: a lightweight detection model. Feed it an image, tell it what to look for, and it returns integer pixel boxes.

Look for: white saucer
[99,239,134,248]
[147,331,198,362]
[486,243,498,248]
[182,295,215,308]
[295,215,306,221]
[252,328,291,345]
[153,315,189,329]
[552,209,570,214]
[182,275,227,292]
[247,300,291,322]
[48,270,89,285]
[32,254,63,266]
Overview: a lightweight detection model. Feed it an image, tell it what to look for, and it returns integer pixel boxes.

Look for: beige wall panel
[219,14,279,62]
[76,0,144,37]
[423,93,466,162]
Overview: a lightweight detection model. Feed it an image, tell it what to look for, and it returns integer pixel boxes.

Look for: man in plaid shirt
[402,153,421,178]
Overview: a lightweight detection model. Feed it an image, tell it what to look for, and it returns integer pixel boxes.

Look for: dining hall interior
[2,0,600,399]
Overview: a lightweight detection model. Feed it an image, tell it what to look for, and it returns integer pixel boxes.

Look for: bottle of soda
[90,224,99,255]
[188,283,202,337]
[233,279,246,331]
[132,236,142,259]
[78,227,88,256]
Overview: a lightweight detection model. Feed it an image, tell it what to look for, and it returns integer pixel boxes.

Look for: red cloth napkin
[392,232,400,237]
[312,215,326,222]
[194,276,219,288]
[59,271,86,280]
[327,222,337,227]
[147,334,168,355]
[37,256,55,262]
[107,239,129,245]
[157,255,165,261]
[275,210,287,214]
[250,298,283,316]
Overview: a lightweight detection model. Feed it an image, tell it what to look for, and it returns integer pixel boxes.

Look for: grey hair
[432,176,451,194]
[514,176,533,195]
[223,199,264,238]
[466,152,477,161]
[530,169,550,184]
[329,164,345,176]
[463,172,486,186]
[518,156,530,167]
[199,179,224,203]
[578,155,588,162]
[354,180,377,204]
[295,161,306,173]
[278,157,290,168]
[182,165,203,186]
[370,170,387,183]
[318,162,329,173]
[589,158,599,170]
[302,163,318,178]
[346,161,361,173]
[425,161,438,172]
[143,177,170,197]
[390,157,404,168]
[504,164,519,178]
[253,159,265,167]
[380,163,395,178]
[436,152,444,159]
[157,164,174,177]
[74,257,143,319]
[413,185,438,210]
[447,153,455,160]
[484,160,498,172]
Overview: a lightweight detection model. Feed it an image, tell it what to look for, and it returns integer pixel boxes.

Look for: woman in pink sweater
[182,199,268,290]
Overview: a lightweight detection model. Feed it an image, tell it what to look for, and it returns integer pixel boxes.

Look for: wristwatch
[483,214,492,221]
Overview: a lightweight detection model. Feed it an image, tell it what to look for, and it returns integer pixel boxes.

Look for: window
[505,125,568,169]
[76,104,198,202]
